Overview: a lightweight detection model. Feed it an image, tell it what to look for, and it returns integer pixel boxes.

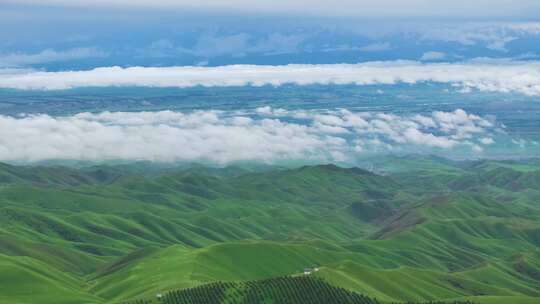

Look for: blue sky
[1,1,540,69]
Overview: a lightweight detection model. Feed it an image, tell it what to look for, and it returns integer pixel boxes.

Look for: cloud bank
[1,61,540,95]
[0,109,498,164]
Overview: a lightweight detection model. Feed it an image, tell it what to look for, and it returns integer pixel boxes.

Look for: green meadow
[0,157,539,303]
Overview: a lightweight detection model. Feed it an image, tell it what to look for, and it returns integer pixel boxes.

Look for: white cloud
[255,106,294,117]
[401,128,456,148]
[480,137,494,145]
[0,48,108,67]
[506,23,540,35]
[420,51,446,61]
[419,22,540,52]
[138,33,306,58]
[486,36,517,52]
[0,108,498,163]
[2,61,540,96]
[0,111,340,164]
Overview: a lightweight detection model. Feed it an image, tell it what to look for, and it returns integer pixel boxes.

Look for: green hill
[126,276,481,304]
[0,157,539,303]
[153,276,383,304]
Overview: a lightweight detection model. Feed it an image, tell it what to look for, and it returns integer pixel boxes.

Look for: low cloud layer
[0,109,499,164]
[1,61,539,95]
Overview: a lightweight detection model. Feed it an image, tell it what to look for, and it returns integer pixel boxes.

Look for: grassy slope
[0,253,103,304]
[0,158,539,303]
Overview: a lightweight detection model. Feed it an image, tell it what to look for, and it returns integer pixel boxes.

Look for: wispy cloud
[420,51,446,61]
[419,22,540,52]
[0,108,498,163]
[138,33,306,58]
[0,48,108,67]
[2,61,540,95]
[299,41,392,54]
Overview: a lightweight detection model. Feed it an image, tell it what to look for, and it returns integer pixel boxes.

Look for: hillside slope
[0,158,539,303]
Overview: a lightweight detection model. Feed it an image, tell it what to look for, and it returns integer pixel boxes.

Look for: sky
[4,0,540,18]
[1,1,540,164]
[1,1,540,69]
